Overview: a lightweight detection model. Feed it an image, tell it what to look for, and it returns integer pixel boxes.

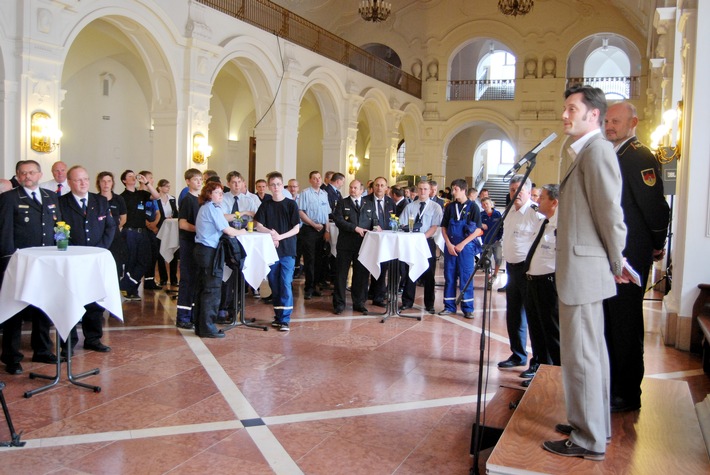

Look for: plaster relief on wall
[411,60,422,79]
[31,79,53,105]
[37,8,52,34]
[524,58,537,78]
[542,58,556,78]
[426,61,438,80]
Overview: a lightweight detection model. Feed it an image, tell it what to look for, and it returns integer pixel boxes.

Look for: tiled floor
[0,269,708,474]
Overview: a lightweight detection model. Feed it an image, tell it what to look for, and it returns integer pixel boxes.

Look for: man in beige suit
[543,85,628,461]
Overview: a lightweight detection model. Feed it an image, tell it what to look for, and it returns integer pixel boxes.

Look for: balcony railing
[566,76,641,99]
[197,0,422,98]
[447,79,515,101]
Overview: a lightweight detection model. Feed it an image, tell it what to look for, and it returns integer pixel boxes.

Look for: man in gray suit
[543,85,629,461]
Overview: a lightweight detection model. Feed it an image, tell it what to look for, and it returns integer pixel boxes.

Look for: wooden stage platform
[485,365,709,474]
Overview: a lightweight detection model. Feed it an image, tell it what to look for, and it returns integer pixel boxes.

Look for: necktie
[31,191,41,206]
[56,183,62,195]
[416,201,425,223]
[354,198,360,210]
[81,198,87,216]
[524,219,549,272]
[231,196,239,213]
[377,199,385,226]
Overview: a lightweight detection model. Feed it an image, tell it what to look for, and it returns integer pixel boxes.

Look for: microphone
[503,132,558,178]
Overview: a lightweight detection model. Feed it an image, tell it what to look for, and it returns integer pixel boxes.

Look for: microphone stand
[462,157,538,475]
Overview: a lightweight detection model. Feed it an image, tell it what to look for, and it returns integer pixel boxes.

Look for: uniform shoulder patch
[641,168,657,186]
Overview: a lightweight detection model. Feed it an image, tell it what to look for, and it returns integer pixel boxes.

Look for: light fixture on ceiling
[359,0,391,23]
[348,154,361,175]
[30,111,62,153]
[498,0,534,17]
[192,133,212,164]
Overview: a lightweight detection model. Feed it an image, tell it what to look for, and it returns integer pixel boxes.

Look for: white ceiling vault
[271,0,655,46]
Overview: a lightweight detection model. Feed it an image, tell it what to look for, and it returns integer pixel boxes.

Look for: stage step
[487,365,709,474]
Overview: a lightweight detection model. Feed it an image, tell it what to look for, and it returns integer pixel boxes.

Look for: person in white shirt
[497,175,544,373]
[40,160,70,196]
[521,184,560,388]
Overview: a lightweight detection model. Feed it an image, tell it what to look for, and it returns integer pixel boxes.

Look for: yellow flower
[57,221,66,226]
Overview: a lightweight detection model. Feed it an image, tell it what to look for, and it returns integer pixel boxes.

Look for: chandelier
[498,0,534,17]
[359,0,392,23]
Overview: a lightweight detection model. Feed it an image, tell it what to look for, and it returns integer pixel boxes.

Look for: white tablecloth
[433,227,445,252]
[358,231,432,281]
[233,232,280,289]
[0,247,124,340]
[156,218,179,262]
[328,222,339,257]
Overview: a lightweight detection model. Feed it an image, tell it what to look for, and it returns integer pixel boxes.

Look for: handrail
[566,76,641,99]
[197,0,422,98]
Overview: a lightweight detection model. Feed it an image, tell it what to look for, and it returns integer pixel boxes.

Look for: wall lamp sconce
[391,158,403,178]
[348,154,361,175]
[192,133,212,164]
[650,101,682,164]
[31,111,62,153]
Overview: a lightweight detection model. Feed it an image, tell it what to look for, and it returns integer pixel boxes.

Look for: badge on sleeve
[641,168,657,186]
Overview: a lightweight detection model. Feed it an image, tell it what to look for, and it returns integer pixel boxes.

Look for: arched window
[448,39,516,101]
[475,139,515,174]
[395,140,406,175]
[567,34,640,99]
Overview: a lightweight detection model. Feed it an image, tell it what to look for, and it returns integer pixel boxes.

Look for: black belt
[526,273,555,281]
[508,261,526,268]
[125,227,145,233]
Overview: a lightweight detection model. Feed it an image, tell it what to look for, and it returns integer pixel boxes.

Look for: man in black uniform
[332,180,379,315]
[0,160,62,374]
[119,169,160,300]
[59,166,116,352]
[603,101,670,412]
[365,176,396,307]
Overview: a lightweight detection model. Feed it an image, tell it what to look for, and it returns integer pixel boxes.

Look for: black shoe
[176,321,194,330]
[304,292,312,300]
[372,300,387,308]
[144,282,162,290]
[438,309,455,316]
[610,396,641,413]
[520,364,539,378]
[84,342,111,352]
[555,424,611,443]
[497,285,507,293]
[521,378,533,387]
[426,307,436,314]
[5,363,23,375]
[463,312,474,319]
[271,319,282,328]
[125,293,141,301]
[353,305,369,315]
[312,289,323,297]
[262,295,273,303]
[32,353,65,364]
[497,357,526,368]
[400,304,413,310]
[202,330,226,339]
[542,439,605,461]
[333,306,344,315]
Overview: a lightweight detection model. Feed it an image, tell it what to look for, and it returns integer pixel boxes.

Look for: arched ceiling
[271,0,654,49]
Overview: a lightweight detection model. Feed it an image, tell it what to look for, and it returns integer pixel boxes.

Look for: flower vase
[57,239,69,251]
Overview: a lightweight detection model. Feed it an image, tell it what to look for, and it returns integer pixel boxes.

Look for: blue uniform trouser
[176,238,196,324]
[443,243,475,313]
[193,243,222,336]
[120,228,150,294]
[268,256,295,324]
